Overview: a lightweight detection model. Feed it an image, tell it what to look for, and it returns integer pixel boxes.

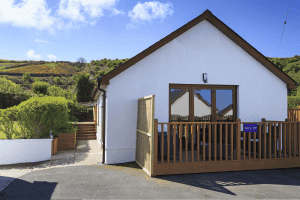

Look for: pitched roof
[92,9,297,99]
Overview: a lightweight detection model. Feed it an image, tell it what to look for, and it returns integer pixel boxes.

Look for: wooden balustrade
[153,118,300,176]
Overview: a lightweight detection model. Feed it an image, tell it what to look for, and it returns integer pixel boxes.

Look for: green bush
[12,96,72,138]
[0,77,34,109]
[96,70,106,77]
[23,72,31,83]
[53,77,61,84]
[94,66,100,71]
[31,81,49,96]
[33,77,40,82]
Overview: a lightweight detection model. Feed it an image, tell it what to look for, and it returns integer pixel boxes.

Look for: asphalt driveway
[0,162,300,199]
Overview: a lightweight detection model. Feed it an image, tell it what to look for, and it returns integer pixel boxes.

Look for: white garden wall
[101,20,288,164]
[0,139,53,165]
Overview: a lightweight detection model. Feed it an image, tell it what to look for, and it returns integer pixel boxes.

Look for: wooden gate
[135,95,155,176]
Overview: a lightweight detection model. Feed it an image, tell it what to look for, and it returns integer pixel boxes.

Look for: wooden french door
[169,84,237,123]
[169,84,237,149]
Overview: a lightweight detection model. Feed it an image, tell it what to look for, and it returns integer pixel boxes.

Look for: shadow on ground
[0,179,57,199]
[154,167,300,195]
[106,162,300,196]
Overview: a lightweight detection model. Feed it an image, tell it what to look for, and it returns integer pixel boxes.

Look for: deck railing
[288,107,300,121]
[152,118,300,176]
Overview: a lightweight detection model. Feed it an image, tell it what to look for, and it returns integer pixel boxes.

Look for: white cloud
[128,1,173,24]
[57,0,117,21]
[34,39,49,43]
[0,0,120,34]
[47,54,57,61]
[112,8,125,15]
[26,49,42,60]
[0,0,56,31]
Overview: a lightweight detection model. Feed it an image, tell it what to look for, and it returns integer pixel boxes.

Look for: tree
[73,72,96,102]
[76,57,87,68]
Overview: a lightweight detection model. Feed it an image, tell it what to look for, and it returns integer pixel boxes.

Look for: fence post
[285,118,290,156]
[152,119,158,177]
[235,119,241,161]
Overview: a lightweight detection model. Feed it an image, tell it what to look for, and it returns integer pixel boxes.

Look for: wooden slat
[231,123,234,160]
[203,124,206,162]
[220,123,222,161]
[259,123,261,159]
[283,121,286,158]
[254,126,256,160]
[279,123,282,159]
[299,122,300,157]
[243,131,246,160]
[191,124,194,162]
[153,119,158,177]
[161,124,164,164]
[179,124,182,163]
[197,124,200,162]
[225,124,228,161]
[185,124,188,163]
[167,124,170,163]
[264,123,267,159]
[274,123,277,159]
[173,124,176,163]
[294,122,297,157]
[248,131,251,160]
[214,124,217,161]
[289,122,291,158]
[268,123,272,159]
[208,124,211,162]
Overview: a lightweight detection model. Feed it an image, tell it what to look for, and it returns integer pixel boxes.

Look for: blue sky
[0,0,299,62]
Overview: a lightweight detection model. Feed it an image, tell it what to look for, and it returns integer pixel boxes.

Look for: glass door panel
[194,89,212,122]
[215,89,233,122]
[170,88,189,122]
[215,89,234,150]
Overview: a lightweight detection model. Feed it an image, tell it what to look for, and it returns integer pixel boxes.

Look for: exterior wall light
[203,73,207,83]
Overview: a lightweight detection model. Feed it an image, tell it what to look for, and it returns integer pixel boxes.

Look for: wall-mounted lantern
[203,73,208,83]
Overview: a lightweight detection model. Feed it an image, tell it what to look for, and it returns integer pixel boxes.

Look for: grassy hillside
[0,58,130,103]
[266,55,300,97]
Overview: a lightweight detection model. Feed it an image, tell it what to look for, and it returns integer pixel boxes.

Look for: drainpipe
[96,77,106,165]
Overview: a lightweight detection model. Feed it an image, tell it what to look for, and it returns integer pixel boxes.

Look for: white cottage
[91,9,298,165]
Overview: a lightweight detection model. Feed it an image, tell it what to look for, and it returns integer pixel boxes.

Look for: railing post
[152,119,158,177]
[235,119,241,160]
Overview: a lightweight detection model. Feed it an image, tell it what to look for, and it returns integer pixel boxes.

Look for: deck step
[74,123,96,140]
[76,130,96,134]
[77,136,96,140]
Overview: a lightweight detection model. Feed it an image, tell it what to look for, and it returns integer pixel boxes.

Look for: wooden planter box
[52,136,58,156]
[57,132,76,151]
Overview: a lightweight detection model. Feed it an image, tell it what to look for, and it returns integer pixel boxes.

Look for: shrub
[33,77,40,82]
[53,77,61,84]
[31,81,49,96]
[23,72,31,83]
[94,66,100,71]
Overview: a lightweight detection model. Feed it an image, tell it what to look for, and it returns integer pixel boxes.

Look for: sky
[0,0,299,62]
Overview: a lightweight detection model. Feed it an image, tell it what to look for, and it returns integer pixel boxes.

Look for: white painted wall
[0,139,52,165]
[99,20,288,164]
